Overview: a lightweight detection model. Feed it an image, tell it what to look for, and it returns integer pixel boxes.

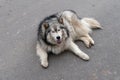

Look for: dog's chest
[47,44,66,55]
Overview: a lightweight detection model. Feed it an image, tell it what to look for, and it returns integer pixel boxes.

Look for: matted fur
[37,10,102,68]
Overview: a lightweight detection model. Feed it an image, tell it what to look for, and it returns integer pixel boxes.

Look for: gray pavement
[0,0,120,80]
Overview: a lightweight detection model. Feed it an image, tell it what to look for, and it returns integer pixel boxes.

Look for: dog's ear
[58,17,64,24]
[43,22,49,29]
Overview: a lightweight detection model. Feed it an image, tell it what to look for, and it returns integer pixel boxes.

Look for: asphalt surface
[0,0,120,80]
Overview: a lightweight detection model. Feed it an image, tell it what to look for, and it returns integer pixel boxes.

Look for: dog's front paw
[90,39,94,46]
[41,61,48,68]
[80,53,90,61]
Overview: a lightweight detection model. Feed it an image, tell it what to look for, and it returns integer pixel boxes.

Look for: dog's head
[41,18,69,46]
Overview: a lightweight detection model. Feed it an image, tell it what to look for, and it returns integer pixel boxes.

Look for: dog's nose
[56,36,60,40]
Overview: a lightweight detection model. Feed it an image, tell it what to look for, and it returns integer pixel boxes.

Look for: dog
[36,10,102,68]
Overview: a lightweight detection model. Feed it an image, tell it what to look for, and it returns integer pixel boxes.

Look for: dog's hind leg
[68,40,90,60]
[79,34,94,48]
[36,42,48,68]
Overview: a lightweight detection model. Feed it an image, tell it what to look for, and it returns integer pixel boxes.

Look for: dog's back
[60,10,102,40]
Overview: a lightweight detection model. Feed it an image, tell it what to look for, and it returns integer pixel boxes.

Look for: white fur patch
[62,11,74,18]
[81,19,92,33]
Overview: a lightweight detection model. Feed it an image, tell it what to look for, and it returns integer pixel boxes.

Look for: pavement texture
[0,0,120,80]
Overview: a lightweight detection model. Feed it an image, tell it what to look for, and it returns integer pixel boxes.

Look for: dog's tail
[81,18,103,29]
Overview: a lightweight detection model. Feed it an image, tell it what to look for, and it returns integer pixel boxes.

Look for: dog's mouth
[57,40,62,44]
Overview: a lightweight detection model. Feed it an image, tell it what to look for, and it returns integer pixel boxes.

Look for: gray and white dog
[36,10,102,68]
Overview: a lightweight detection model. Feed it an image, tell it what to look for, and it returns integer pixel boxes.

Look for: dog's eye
[48,30,51,33]
[52,31,55,33]
[58,29,60,31]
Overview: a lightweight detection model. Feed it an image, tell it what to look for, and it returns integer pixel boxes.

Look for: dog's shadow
[48,51,70,61]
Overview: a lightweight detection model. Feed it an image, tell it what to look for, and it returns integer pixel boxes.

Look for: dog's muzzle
[56,36,62,44]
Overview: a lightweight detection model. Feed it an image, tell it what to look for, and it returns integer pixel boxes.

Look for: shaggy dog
[36,10,102,68]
